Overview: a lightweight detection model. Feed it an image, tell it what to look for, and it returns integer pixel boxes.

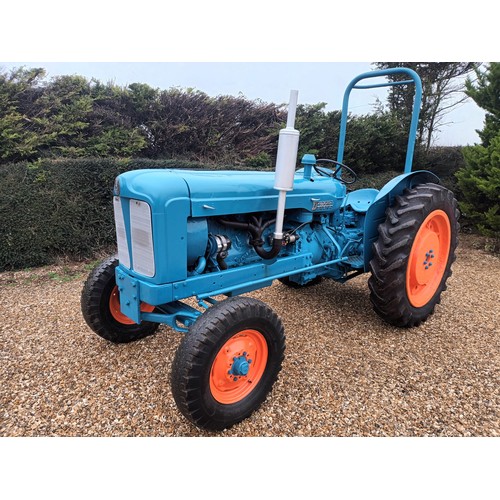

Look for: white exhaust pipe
[236,90,300,261]
[273,90,300,239]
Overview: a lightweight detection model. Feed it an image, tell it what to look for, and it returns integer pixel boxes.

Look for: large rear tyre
[368,183,459,327]
[81,256,158,343]
[171,296,285,431]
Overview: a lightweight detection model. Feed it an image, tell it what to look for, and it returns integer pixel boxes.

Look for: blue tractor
[81,68,459,430]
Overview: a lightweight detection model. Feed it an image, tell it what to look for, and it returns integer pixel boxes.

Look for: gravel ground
[1,234,499,437]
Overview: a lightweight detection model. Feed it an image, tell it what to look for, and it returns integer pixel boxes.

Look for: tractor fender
[362,170,440,271]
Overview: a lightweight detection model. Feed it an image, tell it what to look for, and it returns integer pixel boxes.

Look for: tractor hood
[116,168,345,216]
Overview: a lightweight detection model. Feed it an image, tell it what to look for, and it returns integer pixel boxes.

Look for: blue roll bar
[336,67,422,174]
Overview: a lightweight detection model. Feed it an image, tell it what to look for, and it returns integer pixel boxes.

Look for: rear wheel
[81,256,158,343]
[368,183,459,327]
[171,296,285,431]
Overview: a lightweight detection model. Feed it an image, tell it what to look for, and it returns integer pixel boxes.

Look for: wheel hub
[229,353,252,377]
[414,231,439,285]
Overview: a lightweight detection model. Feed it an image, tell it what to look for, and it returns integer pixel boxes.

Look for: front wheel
[81,255,159,343]
[171,296,285,431]
[368,183,459,327]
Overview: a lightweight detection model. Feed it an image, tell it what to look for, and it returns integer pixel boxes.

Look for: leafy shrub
[415,146,465,177]
[455,63,500,248]
[0,68,286,166]
[341,112,409,175]
[296,107,410,175]
[353,170,401,190]
[456,134,500,241]
[414,146,465,194]
[243,152,273,170]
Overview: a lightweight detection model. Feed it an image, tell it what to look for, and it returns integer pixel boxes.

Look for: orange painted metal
[210,329,268,404]
[109,285,154,324]
[406,210,451,308]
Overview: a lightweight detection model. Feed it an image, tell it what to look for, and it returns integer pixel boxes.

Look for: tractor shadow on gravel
[273,276,377,325]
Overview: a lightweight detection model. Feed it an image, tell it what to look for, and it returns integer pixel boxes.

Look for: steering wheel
[314,158,358,185]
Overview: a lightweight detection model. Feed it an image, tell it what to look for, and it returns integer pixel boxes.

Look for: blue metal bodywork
[113,68,439,332]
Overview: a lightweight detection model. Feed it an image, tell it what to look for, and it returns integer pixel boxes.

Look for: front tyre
[368,183,459,327]
[81,255,159,343]
[171,296,285,431]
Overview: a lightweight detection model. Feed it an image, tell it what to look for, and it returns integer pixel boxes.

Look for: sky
[0,61,486,147]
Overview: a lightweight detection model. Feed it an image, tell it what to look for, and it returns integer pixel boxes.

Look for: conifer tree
[456,63,500,247]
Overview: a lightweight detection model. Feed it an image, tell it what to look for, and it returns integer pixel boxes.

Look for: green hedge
[0,157,239,270]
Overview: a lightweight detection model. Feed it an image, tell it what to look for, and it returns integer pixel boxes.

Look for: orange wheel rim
[406,210,451,308]
[109,285,155,325]
[210,329,268,404]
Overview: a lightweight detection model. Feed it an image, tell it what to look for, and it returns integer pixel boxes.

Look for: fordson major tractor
[81,68,459,431]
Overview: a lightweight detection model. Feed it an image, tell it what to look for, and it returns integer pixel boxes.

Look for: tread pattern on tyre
[81,255,158,343]
[171,296,285,431]
[368,183,459,328]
